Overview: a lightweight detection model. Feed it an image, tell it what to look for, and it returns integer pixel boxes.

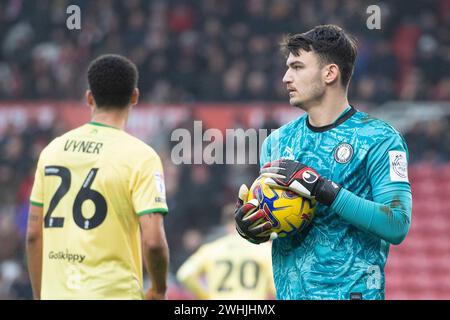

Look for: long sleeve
[331,134,412,244]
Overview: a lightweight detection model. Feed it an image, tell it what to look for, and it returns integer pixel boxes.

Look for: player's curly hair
[281,25,358,88]
[87,54,138,109]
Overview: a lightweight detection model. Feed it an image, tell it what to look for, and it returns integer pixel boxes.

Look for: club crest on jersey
[334,143,354,164]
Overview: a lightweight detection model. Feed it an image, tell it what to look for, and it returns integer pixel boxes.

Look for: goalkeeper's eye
[291,64,303,70]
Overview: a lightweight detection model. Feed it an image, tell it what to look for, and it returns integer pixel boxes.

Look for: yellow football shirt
[29,122,168,300]
[176,234,275,300]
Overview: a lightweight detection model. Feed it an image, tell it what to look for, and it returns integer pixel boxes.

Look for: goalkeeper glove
[234,184,274,244]
[260,159,341,206]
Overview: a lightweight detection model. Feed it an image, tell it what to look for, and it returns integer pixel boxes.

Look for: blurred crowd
[0,0,449,103]
[0,116,61,299]
[405,116,450,163]
[1,109,449,299]
[0,111,271,299]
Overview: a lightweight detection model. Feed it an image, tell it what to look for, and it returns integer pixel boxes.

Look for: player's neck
[91,108,130,130]
[306,93,349,128]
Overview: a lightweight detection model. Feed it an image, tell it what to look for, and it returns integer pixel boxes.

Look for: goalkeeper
[235,25,412,300]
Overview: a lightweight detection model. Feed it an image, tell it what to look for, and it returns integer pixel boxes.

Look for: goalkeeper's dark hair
[280,25,358,88]
[87,54,138,109]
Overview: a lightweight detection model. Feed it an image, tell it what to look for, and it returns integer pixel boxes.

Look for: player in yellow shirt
[26,54,169,300]
[176,204,275,300]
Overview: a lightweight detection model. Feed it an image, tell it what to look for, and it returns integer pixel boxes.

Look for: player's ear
[324,64,339,85]
[130,88,139,107]
[86,90,95,110]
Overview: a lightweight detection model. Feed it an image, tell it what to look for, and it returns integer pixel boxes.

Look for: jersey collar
[306,105,357,133]
[88,121,120,130]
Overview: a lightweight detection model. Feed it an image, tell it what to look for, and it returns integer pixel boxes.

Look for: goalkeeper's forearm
[331,188,412,245]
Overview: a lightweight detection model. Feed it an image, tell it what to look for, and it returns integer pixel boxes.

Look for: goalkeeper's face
[282,51,325,109]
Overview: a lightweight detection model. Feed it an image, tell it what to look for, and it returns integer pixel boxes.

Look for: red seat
[438,164,450,180]
[382,162,450,299]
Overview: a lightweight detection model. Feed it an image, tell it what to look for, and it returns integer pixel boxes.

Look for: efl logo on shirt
[389,151,408,182]
[154,172,166,195]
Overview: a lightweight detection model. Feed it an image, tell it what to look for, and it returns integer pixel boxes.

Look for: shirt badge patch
[389,151,408,182]
[334,143,354,164]
[154,172,166,194]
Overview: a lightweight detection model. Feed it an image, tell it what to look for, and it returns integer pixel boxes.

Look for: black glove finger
[246,229,271,244]
[261,160,304,184]
[261,160,283,169]
[246,209,273,232]
[248,220,273,237]
[276,160,311,184]
[254,234,271,244]
[236,220,269,244]
[259,166,287,177]
[235,201,258,219]
[243,206,267,223]
[261,161,272,169]
[235,201,259,231]
[249,234,270,244]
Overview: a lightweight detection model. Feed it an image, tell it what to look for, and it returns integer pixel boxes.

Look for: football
[247,176,316,238]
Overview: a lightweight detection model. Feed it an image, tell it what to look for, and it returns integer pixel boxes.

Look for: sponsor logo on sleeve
[154,171,166,194]
[155,196,166,204]
[389,151,408,182]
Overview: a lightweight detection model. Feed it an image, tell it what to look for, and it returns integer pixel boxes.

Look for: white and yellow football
[247,176,316,238]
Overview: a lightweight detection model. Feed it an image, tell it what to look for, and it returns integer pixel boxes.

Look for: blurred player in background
[235,25,412,300]
[26,55,169,300]
[177,204,275,300]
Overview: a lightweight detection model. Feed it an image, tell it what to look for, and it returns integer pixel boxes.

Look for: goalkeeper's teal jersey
[260,106,411,300]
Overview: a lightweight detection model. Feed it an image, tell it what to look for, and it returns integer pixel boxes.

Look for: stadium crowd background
[0,0,449,299]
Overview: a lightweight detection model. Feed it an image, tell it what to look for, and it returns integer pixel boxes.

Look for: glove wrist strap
[315,179,341,206]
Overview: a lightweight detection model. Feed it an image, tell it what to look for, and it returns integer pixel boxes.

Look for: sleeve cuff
[137,208,168,216]
[30,200,44,207]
